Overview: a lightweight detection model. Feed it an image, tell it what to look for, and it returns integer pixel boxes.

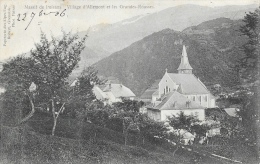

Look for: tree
[67,66,103,114]
[233,7,259,156]
[113,98,144,113]
[138,115,167,145]
[32,31,87,135]
[191,124,210,139]
[168,112,199,131]
[0,31,87,136]
[167,112,199,156]
[0,56,37,125]
[239,7,259,85]
[86,108,110,127]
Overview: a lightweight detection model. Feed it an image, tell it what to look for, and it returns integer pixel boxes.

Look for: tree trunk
[20,93,35,124]
[51,99,65,136]
[52,117,57,136]
[51,99,56,136]
[173,146,179,156]
[124,132,127,146]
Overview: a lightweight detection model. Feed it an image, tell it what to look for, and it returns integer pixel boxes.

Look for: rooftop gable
[149,91,203,110]
[102,84,136,98]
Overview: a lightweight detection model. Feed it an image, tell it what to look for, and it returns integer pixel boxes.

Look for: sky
[0,0,258,61]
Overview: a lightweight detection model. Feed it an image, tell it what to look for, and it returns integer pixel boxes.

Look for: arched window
[166,86,168,93]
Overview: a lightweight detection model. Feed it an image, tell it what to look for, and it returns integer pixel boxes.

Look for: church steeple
[177,45,193,74]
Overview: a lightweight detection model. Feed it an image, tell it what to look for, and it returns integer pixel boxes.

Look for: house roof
[147,91,203,111]
[97,84,107,90]
[179,129,195,139]
[140,79,160,99]
[167,73,210,94]
[152,90,159,96]
[102,83,136,98]
[224,108,239,117]
[70,79,78,87]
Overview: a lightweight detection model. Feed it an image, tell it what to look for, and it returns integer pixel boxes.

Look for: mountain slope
[76,4,256,70]
[93,18,246,96]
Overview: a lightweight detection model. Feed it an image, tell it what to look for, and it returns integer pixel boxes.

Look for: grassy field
[1,112,192,164]
[0,111,237,164]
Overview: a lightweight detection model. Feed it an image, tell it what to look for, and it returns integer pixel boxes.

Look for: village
[0,2,258,164]
[84,45,242,146]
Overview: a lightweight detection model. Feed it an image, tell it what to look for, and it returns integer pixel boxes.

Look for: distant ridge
[93,18,246,96]
[73,4,256,74]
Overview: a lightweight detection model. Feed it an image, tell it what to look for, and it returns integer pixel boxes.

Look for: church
[146,45,216,121]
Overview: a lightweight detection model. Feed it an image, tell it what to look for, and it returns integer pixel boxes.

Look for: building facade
[147,45,216,121]
[93,83,136,105]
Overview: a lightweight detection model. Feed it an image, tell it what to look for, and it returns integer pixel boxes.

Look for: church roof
[102,83,136,98]
[177,45,193,70]
[147,91,203,110]
[167,73,210,94]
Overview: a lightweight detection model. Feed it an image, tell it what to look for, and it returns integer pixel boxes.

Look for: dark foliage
[113,98,144,113]
[168,111,199,131]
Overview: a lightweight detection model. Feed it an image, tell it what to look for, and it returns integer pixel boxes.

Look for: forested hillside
[94,18,246,96]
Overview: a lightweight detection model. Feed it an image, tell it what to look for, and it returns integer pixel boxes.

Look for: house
[146,45,216,122]
[205,107,240,121]
[147,91,205,121]
[93,83,136,105]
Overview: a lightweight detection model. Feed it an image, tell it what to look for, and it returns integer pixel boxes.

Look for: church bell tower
[177,45,193,74]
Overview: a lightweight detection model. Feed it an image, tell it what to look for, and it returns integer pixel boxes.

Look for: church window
[193,96,195,101]
[166,86,168,93]
[164,88,165,94]
[199,96,201,102]
[172,101,176,107]
[186,101,191,108]
[205,96,208,102]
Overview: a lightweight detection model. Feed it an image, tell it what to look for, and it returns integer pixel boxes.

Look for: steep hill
[93,18,246,96]
[0,112,206,164]
[73,4,256,73]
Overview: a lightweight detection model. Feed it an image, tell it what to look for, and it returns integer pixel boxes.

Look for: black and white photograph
[0,0,259,163]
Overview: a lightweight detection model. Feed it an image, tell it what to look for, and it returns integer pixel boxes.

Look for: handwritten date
[17,9,66,30]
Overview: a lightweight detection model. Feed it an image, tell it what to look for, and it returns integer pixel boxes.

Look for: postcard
[0,0,258,163]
